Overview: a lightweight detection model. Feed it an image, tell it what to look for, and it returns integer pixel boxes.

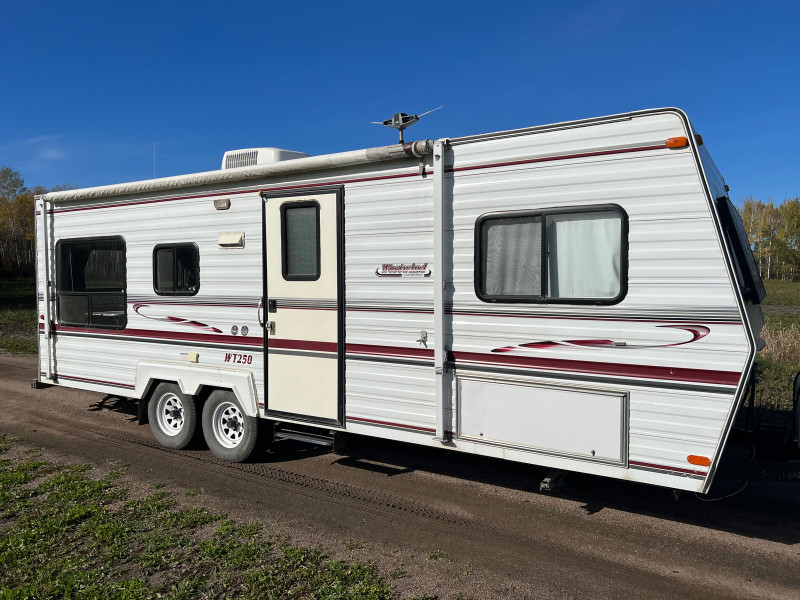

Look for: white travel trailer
[34,108,768,494]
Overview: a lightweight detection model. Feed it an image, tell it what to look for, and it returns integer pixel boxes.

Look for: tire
[202,389,259,462]
[147,382,198,449]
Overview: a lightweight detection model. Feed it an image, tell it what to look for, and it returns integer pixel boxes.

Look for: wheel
[202,390,259,462]
[147,382,198,449]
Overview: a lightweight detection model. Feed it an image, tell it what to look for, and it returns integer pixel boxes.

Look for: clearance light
[695,134,704,146]
[666,137,689,148]
[687,455,711,467]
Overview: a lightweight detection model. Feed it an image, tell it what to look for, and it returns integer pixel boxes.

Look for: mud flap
[137,398,148,425]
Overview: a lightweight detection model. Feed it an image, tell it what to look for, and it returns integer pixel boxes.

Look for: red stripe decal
[346,343,434,360]
[44,325,739,387]
[629,460,707,476]
[347,416,436,433]
[268,338,337,353]
[449,311,741,325]
[448,144,668,174]
[451,350,740,386]
[52,324,262,346]
[57,374,135,389]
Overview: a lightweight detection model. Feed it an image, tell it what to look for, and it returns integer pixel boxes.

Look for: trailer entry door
[262,190,343,426]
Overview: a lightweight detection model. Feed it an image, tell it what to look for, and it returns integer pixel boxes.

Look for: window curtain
[547,212,621,298]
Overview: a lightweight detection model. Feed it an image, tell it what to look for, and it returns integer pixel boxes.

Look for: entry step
[274,425,349,451]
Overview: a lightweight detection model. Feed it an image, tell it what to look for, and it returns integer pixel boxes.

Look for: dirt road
[1,352,799,599]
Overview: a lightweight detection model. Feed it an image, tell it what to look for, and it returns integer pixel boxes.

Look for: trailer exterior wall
[36,109,756,493]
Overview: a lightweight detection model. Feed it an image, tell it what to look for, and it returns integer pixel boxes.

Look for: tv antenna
[372,106,443,143]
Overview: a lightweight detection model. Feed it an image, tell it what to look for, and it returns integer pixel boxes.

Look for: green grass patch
[754,356,797,411]
[0,278,37,355]
[0,434,399,599]
[0,280,37,355]
[763,279,800,306]
[0,277,35,309]
[0,335,37,355]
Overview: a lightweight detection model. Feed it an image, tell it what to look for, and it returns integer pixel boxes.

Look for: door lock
[265,321,276,335]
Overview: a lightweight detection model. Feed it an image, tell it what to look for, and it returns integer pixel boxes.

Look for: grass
[0,277,37,355]
[761,278,800,306]
[0,277,36,309]
[756,280,800,413]
[0,434,399,599]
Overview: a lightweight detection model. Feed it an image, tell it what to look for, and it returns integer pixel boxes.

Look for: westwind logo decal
[375,263,431,278]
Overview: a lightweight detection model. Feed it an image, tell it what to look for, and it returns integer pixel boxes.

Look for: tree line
[0,166,73,278]
[740,197,800,281]
[2,164,799,281]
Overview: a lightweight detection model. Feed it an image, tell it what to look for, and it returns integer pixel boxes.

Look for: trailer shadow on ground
[308,434,800,546]
[88,395,139,422]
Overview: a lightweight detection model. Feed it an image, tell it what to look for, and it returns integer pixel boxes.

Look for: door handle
[258,298,264,327]
[265,321,275,335]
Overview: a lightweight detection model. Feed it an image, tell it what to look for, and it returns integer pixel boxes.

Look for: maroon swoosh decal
[495,325,712,354]
[133,303,222,333]
[656,324,710,346]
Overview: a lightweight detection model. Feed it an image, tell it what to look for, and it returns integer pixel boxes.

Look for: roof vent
[221,147,309,170]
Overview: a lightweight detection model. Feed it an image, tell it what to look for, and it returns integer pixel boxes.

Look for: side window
[481,215,543,297]
[476,206,627,304]
[281,201,320,281]
[153,244,199,295]
[56,237,127,328]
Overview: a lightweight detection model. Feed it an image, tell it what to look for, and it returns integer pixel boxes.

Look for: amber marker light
[687,455,711,467]
[666,136,689,148]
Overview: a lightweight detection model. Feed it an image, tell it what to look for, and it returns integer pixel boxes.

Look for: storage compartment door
[458,377,627,464]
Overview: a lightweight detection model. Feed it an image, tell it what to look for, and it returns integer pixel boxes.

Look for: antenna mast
[372,106,443,144]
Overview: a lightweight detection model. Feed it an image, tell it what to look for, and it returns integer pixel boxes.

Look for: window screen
[56,237,127,328]
[481,215,542,296]
[153,244,199,295]
[477,206,626,304]
[282,202,320,280]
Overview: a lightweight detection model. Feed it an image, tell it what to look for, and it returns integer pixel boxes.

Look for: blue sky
[1,1,798,204]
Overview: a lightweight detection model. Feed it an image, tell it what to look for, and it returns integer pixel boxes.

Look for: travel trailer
[35,108,773,494]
